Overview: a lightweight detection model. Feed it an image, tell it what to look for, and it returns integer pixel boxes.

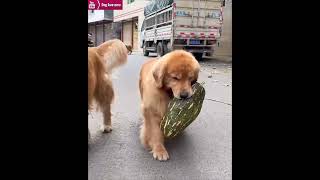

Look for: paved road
[88,53,232,180]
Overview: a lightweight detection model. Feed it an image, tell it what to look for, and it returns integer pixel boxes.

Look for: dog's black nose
[180,91,189,99]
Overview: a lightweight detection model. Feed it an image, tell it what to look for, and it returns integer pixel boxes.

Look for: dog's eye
[172,77,179,80]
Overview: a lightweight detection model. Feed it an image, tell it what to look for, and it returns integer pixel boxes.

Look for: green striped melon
[160,82,205,138]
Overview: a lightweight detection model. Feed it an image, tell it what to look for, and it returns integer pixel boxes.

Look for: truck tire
[163,42,169,55]
[143,43,149,56]
[157,42,164,57]
[193,53,203,61]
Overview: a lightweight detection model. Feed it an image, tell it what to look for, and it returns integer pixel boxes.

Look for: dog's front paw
[152,145,169,161]
[101,125,112,133]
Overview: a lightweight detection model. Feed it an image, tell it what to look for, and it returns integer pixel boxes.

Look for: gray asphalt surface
[88,53,232,180]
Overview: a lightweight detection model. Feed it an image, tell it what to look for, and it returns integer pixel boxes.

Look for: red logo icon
[88,0,123,10]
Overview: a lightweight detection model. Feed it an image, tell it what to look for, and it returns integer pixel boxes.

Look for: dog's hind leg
[101,103,112,133]
[95,76,114,133]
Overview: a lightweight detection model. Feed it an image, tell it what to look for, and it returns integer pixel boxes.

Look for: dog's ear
[191,60,200,85]
[194,63,200,80]
[152,60,166,88]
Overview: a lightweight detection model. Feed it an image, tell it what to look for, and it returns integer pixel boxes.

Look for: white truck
[140,0,224,59]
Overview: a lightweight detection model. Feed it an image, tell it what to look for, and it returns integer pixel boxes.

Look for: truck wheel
[157,42,164,57]
[193,53,203,61]
[163,42,169,55]
[143,43,149,56]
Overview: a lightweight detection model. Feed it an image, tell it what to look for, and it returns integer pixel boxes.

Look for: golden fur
[139,50,200,161]
[88,39,128,134]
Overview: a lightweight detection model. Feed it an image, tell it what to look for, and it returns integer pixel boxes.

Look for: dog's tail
[96,39,128,73]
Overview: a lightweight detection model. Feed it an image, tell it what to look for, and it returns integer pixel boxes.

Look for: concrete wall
[88,10,105,23]
[213,0,232,61]
[114,0,150,51]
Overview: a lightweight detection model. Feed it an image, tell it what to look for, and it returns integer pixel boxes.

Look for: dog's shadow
[164,131,197,160]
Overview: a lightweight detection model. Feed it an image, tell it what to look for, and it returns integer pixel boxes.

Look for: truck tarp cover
[144,0,173,16]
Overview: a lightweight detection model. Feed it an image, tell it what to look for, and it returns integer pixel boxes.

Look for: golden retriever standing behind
[88,39,127,135]
[139,50,200,161]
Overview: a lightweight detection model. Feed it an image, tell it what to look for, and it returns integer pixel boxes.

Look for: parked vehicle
[140,0,223,59]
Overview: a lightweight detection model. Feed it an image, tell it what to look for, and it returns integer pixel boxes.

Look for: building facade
[113,0,150,51]
[88,10,122,46]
